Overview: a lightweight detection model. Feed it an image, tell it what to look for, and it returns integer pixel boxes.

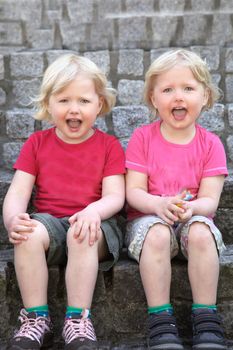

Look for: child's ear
[150,92,157,109]
[98,96,104,114]
[203,88,210,107]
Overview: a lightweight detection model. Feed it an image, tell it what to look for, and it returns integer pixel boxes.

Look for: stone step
[0,246,233,346]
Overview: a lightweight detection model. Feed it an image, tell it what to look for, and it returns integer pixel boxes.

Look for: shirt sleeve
[202,134,228,177]
[103,137,126,177]
[125,127,148,174]
[14,134,38,176]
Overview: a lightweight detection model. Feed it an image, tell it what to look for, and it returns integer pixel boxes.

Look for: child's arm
[69,174,125,246]
[3,170,36,245]
[126,169,185,225]
[180,175,225,220]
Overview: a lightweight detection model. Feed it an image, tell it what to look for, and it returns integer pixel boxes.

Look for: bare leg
[14,220,50,308]
[188,222,219,304]
[139,224,171,307]
[65,228,109,308]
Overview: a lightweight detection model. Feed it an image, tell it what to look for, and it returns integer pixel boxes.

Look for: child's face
[47,75,103,144]
[150,65,208,133]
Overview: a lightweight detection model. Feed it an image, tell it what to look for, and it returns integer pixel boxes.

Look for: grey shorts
[30,213,123,271]
[125,215,226,263]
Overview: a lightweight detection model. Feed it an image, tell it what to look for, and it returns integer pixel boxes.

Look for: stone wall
[0,0,233,348]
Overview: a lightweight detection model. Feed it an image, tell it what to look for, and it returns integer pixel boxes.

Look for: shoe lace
[14,309,50,345]
[63,315,97,344]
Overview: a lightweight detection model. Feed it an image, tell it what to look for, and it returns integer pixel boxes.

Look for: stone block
[0,23,23,46]
[97,0,122,19]
[159,0,185,12]
[190,46,220,71]
[67,0,94,24]
[0,55,4,80]
[0,0,41,21]
[118,50,144,76]
[45,50,77,66]
[84,51,110,75]
[12,79,41,107]
[26,28,54,50]
[226,75,233,103]
[6,110,35,138]
[118,17,147,48]
[228,104,233,128]
[190,0,215,10]
[215,209,233,245]
[117,79,144,105]
[2,142,23,170]
[89,21,114,51]
[198,104,225,134]
[10,52,44,78]
[225,48,233,73]
[181,15,208,46]
[112,106,150,138]
[207,14,233,46]
[125,0,154,12]
[0,88,6,105]
[227,135,233,163]
[60,23,86,51]
[151,16,179,48]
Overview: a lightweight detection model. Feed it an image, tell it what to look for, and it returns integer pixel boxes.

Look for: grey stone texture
[0,0,233,347]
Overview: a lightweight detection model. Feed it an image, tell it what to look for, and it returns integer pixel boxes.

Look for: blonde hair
[144,49,221,113]
[33,54,116,121]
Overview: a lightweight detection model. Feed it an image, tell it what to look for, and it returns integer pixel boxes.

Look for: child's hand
[175,190,194,222]
[69,208,101,246]
[8,213,36,245]
[156,196,186,225]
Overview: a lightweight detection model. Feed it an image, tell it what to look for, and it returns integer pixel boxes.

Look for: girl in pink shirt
[125,49,228,350]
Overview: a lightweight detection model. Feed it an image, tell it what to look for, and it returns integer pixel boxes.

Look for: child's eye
[80,98,90,104]
[185,86,194,91]
[59,98,68,103]
[163,87,172,93]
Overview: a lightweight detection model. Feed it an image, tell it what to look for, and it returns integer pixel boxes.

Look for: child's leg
[187,222,219,304]
[14,219,50,308]
[185,221,227,349]
[65,228,108,308]
[139,223,171,306]
[139,222,184,349]
[9,219,53,349]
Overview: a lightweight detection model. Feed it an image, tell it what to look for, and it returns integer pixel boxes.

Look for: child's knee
[144,224,170,251]
[188,222,215,250]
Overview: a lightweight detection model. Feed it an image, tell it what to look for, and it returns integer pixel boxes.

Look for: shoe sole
[192,344,227,349]
[149,344,184,350]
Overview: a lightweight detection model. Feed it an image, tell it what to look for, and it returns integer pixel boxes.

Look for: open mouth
[67,119,82,129]
[172,107,187,120]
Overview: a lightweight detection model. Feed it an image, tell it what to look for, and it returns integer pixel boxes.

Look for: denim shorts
[125,215,226,263]
[30,213,123,271]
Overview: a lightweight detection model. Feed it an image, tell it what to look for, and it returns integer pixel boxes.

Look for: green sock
[148,303,173,315]
[26,305,49,317]
[66,306,90,319]
[192,303,217,311]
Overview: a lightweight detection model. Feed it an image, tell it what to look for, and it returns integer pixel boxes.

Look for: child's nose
[174,89,184,101]
[70,102,80,113]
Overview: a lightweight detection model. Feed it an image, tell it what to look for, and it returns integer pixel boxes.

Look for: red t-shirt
[14,127,125,218]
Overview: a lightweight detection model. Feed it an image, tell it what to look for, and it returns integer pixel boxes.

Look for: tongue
[67,120,81,128]
[172,108,186,120]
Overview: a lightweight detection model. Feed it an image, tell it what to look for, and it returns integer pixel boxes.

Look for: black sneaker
[192,308,227,349]
[7,308,53,349]
[147,311,184,349]
[62,309,98,350]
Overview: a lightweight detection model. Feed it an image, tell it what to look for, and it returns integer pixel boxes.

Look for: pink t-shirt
[126,120,228,220]
[14,127,125,218]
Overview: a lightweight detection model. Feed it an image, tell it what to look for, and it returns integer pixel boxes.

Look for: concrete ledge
[0,246,233,347]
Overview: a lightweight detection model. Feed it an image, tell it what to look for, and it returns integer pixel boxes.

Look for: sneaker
[62,309,98,349]
[192,308,227,349]
[147,311,184,349]
[7,308,53,350]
